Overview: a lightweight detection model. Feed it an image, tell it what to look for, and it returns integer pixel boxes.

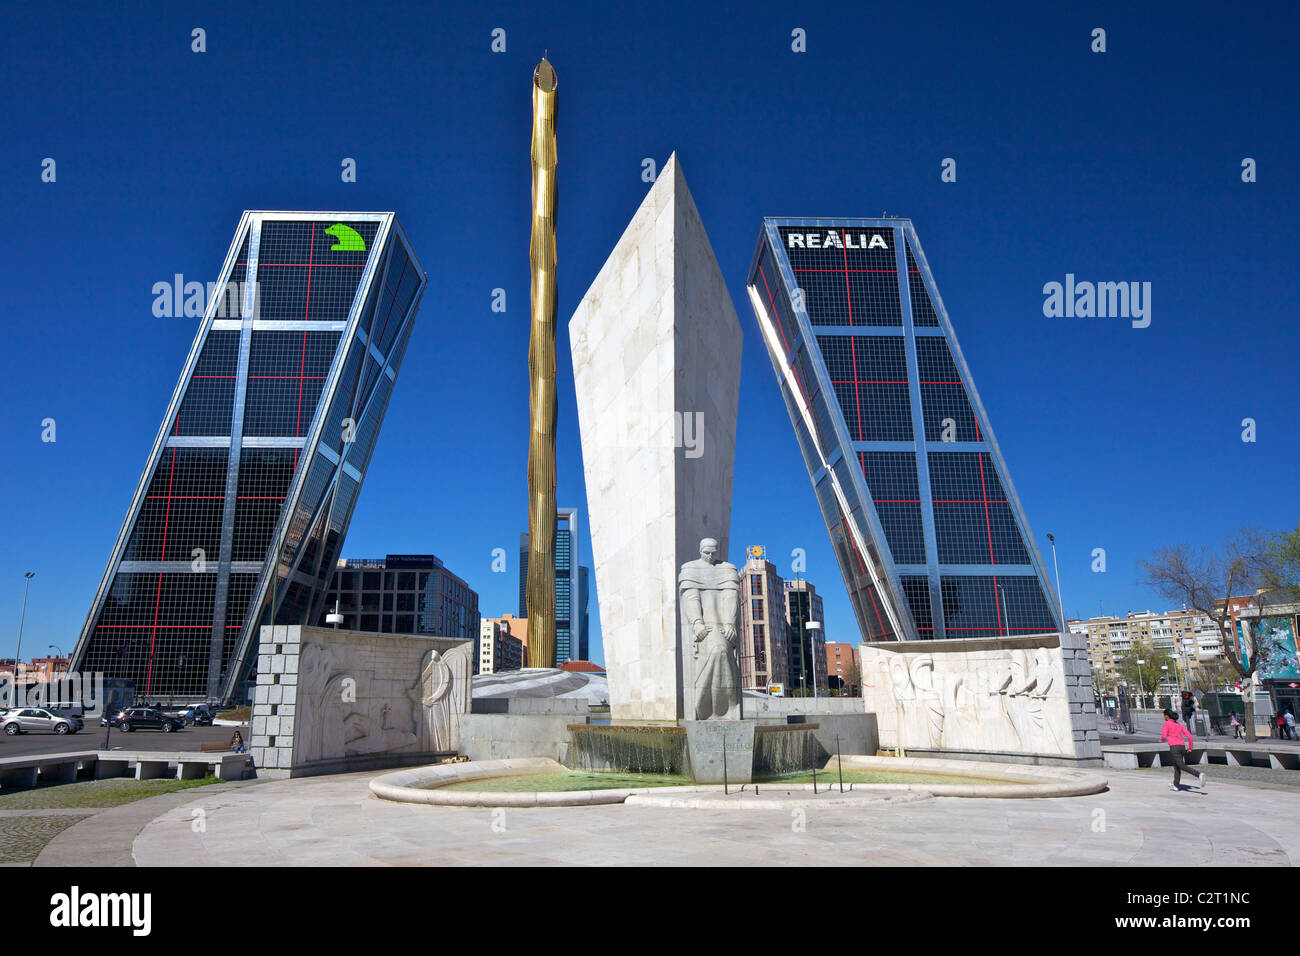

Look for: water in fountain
[752,726,823,776]
[569,724,689,775]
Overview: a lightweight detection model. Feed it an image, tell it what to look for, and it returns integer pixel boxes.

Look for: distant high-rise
[518,508,587,664]
[72,212,426,700]
[785,579,827,695]
[738,547,790,691]
[746,218,1061,643]
[576,565,590,662]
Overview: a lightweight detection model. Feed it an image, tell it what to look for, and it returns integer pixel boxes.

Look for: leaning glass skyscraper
[746,218,1060,643]
[71,212,426,701]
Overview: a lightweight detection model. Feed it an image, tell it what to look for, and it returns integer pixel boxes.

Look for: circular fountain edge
[369,754,1107,808]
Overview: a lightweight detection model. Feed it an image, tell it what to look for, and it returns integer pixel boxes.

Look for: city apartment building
[478,619,524,674]
[1073,607,1227,694]
[480,613,529,672]
[825,642,860,695]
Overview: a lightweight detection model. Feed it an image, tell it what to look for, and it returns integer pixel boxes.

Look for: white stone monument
[570,153,742,722]
[249,624,473,778]
[858,634,1102,763]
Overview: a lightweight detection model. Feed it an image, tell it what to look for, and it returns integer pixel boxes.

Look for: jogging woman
[1161,708,1205,791]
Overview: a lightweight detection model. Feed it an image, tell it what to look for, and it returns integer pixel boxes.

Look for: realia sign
[786,231,888,250]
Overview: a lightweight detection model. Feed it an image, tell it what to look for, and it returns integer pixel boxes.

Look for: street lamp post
[1046,533,1066,627]
[1136,658,1147,710]
[13,572,35,705]
[805,621,822,699]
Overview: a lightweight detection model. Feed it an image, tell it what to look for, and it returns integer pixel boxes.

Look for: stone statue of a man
[679,537,741,720]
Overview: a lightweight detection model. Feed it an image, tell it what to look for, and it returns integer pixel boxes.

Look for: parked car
[99,707,185,733]
[178,704,215,726]
[2,708,84,736]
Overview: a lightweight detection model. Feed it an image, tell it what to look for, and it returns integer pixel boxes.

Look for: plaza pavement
[128,767,1300,867]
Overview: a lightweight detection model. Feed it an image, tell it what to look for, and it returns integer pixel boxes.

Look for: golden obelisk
[526,57,558,668]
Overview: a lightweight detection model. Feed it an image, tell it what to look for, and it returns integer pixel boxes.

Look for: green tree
[1275,520,1300,591]
[1113,640,1174,708]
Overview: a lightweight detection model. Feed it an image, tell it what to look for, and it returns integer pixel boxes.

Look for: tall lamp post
[13,572,35,705]
[1045,533,1066,627]
[806,621,822,698]
[1136,657,1147,710]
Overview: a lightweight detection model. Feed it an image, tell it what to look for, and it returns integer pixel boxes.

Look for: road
[0,723,245,758]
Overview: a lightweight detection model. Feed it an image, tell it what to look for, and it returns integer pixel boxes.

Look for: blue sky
[1,2,1295,664]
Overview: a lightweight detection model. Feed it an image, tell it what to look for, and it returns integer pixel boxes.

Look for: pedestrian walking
[1277,713,1290,740]
[1161,708,1205,791]
[1286,710,1296,741]
[1180,691,1196,734]
[1230,713,1243,739]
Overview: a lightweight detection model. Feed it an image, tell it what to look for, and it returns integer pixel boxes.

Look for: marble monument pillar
[569,153,742,721]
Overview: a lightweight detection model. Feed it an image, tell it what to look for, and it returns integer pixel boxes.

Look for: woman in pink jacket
[1161,708,1206,791]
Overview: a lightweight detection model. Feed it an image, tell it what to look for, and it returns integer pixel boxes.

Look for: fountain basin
[568,720,826,783]
[568,723,689,775]
[369,754,1107,808]
[370,757,703,807]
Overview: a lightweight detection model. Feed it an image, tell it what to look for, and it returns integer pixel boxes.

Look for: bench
[94,750,249,782]
[0,752,98,789]
[1103,741,1300,771]
[199,741,239,753]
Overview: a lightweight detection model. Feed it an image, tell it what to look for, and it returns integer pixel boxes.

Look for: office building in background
[72,212,426,700]
[320,554,479,642]
[738,546,790,691]
[785,579,827,695]
[746,218,1061,644]
[518,507,589,664]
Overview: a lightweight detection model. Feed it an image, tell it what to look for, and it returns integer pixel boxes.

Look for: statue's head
[699,538,719,564]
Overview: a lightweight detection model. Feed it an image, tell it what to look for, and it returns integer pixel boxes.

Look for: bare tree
[1188,660,1234,695]
[1139,527,1289,742]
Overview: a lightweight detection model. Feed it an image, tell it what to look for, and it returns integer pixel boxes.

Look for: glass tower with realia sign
[71,212,426,701]
[745,218,1060,643]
